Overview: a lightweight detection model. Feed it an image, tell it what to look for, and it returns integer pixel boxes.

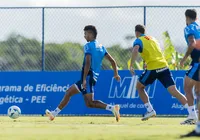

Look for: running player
[180,9,200,125]
[45,25,121,122]
[130,24,189,121]
[180,9,200,137]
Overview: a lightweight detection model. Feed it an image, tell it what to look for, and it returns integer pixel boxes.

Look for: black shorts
[186,63,200,81]
[139,67,175,88]
[75,70,96,94]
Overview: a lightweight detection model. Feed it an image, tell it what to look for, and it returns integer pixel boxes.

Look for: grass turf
[0,116,199,140]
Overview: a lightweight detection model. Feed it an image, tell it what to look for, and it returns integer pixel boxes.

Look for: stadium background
[0,6,199,115]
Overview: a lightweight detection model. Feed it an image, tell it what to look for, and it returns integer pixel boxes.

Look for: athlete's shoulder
[84,42,93,54]
[184,23,198,34]
[84,42,89,49]
[93,40,106,49]
[139,35,155,40]
[84,41,96,49]
[84,42,90,48]
[97,43,107,52]
[133,38,142,46]
[184,25,192,31]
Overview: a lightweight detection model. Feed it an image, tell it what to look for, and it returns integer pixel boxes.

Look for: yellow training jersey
[133,35,168,70]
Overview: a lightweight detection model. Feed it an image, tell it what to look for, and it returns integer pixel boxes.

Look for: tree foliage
[0,32,190,71]
[162,31,190,70]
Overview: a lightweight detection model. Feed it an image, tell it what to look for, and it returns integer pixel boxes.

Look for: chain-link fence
[0,6,199,71]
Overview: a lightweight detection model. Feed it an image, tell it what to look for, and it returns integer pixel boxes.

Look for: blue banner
[0,70,191,115]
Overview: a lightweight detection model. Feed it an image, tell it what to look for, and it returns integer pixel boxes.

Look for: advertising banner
[0,70,189,115]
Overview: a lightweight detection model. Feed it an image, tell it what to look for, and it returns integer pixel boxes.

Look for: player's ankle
[52,107,61,116]
[106,104,114,112]
[144,102,154,112]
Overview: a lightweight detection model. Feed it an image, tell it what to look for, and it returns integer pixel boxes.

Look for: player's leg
[83,93,120,122]
[83,76,120,122]
[137,82,149,103]
[180,71,200,137]
[157,68,187,105]
[157,68,197,124]
[137,70,156,121]
[184,76,195,106]
[182,66,200,124]
[84,93,107,109]
[45,83,81,121]
[184,76,197,118]
[167,84,191,124]
[194,81,200,134]
[184,65,200,119]
[167,85,187,105]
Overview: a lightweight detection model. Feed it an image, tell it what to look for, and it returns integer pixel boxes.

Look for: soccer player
[45,25,121,122]
[130,24,189,121]
[180,9,200,137]
[180,9,200,125]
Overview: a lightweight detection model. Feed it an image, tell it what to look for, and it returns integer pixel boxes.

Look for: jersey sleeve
[84,43,92,55]
[133,38,143,53]
[104,47,108,56]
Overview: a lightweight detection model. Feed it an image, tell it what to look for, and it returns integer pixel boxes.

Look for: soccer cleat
[180,130,200,138]
[45,109,55,121]
[141,110,156,121]
[180,116,197,125]
[112,105,120,122]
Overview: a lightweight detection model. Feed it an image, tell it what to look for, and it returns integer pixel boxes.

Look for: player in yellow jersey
[130,24,189,121]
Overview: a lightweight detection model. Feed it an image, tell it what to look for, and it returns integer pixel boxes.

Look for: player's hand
[180,59,185,67]
[130,66,135,75]
[114,75,121,82]
[82,80,87,89]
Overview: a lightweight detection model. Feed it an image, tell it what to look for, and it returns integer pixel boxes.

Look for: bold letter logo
[108,76,138,99]
[109,76,156,99]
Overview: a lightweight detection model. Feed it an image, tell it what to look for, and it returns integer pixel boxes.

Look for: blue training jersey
[184,22,200,64]
[82,40,107,81]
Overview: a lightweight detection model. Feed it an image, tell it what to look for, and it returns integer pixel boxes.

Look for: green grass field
[0,116,199,140]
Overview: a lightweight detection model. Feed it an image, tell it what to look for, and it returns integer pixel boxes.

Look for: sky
[0,0,200,52]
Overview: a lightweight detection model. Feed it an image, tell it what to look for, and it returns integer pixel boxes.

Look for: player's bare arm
[180,35,195,67]
[130,45,139,75]
[105,53,120,81]
[82,55,91,89]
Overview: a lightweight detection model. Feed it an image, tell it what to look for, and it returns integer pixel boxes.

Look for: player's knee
[85,101,94,108]
[168,85,182,97]
[136,83,145,91]
[66,91,74,97]
[167,85,176,94]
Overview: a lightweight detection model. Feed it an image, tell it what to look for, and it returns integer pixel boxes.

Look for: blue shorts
[139,67,175,88]
[75,71,96,94]
[186,63,200,81]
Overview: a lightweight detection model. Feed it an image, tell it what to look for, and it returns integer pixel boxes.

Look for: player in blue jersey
[180,9,200,125]
[180,9,200,137]
[45,25,121,122]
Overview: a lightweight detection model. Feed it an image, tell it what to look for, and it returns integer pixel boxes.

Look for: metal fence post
[143,6,146,69]
[144,6,146,26]
[42,7,45,71]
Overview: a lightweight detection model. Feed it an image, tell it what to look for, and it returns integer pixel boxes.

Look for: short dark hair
[185,9,197,20]
[135,24,145,34]
[84,25,97,38]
